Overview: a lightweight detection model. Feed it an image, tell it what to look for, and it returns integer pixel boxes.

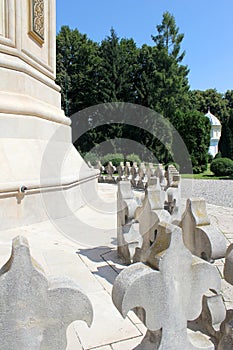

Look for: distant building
[205,108,222,157]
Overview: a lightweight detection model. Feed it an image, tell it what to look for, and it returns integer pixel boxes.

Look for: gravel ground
[181,179,233,208]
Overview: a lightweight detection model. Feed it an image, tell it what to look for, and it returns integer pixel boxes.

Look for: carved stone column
[0,0,98,230]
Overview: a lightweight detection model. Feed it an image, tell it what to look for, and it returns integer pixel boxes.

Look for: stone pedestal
[0,0,97,230]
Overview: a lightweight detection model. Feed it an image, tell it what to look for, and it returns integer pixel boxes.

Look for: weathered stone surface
[95,161,105,182]
[105,162,116,183]
[130,163,139,187]
[117,180,139,225]
[134,178,170,262]
[98,162,171,190]
[165,165,181,224]
[112,225,221,350]
[147,163,156,179]
[224,244,233,285]
[125,162,131,180]
[218,312,233,350]
[217,246,233,349]
[155,164,167,190]
[166,185,181,225]
[181,198,227,261]
[146,222,177,269]
[135,164,146,189]
[188,292,226,344]
[166,164,180,188]
[117,180,140,263]
[200,294,226,338]
[120,222,143,264]
[145,177,166,210]
[87,161,94,168]
[0,236,93,350]
[117,162,125,181]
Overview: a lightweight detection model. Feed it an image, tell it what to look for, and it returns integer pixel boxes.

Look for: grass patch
[182,164,233,180]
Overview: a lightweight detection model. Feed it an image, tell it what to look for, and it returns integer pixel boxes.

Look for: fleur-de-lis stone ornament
[117,180,140,264]
[105,161,116,183]
[134,178,170,263]
[217,243,233,350]
[0,236,93,350]
[181,198,227,262]
[224,244,233,285]
[112,225,221,350]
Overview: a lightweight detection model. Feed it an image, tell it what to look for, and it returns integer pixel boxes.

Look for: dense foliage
[125,154,141,166]
[210,158,233,176]
[56,12,233,173]
[189,89,233,160]
[176,111,211,173]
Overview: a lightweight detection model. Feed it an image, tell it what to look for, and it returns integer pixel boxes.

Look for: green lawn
[181,164,233,180]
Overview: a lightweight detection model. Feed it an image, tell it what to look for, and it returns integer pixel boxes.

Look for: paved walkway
[181,178,233,208]
[0,183,232,349]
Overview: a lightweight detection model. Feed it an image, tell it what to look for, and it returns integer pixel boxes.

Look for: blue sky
[56,0,233,93]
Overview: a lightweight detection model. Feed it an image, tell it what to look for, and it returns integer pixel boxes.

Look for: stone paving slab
[0,221,144,350]
[206,204,233,236]
[43,249,105,294]
[111,336,145,350]
[74,290,142,350]
[66,324,82,350]
[92,263,119,296]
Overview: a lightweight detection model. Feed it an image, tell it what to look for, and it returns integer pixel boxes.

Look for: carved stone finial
[134,180,170,262]
[113,225,221,349]
[181,198,227,262]
[117,181,140,263]
[0,236,93,350]
[217,244,233,349]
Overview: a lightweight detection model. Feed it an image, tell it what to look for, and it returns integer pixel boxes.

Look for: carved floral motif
[33,0,44,39]
[29,0,44,44]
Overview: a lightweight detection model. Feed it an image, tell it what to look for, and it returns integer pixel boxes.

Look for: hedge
[210,157,233,176]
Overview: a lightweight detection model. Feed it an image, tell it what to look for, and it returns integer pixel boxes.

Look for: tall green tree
[189,89,228,122]
[56,26,100,115]
[219,122,233,159]
[98,28,138,103]
[134,44,159,108]
[82,29,140,156]
[189,89,233,162]
[56,20,214,171]
[225,90,233,111]
[177,111,211,172]
[151,12,190,122]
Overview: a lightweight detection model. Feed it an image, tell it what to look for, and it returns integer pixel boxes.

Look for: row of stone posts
[114,174,233,349]
[0,171,232,349]
[1,224,232,349]
[113,222,233,350]
[88,160,178,190]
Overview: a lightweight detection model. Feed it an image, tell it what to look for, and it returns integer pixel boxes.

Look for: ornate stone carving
[29,0,44,44]
[0,236,93,350]
[113,225,221,350]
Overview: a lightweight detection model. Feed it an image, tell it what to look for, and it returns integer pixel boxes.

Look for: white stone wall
[0,0,98,230]
[0,0,5,36]
[0,0,67,124]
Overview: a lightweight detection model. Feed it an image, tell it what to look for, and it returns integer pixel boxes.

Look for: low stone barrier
[112,224,221,350]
